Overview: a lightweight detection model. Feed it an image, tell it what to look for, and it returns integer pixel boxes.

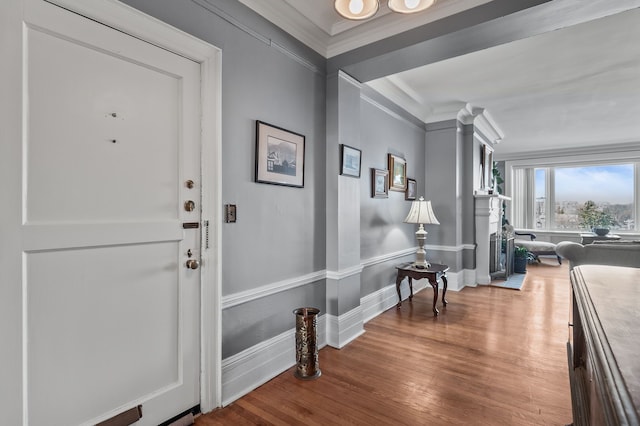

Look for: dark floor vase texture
[293,307,321,380]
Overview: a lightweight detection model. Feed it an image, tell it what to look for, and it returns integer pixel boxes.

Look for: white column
[475,194,510,284]
[325,71,364,348]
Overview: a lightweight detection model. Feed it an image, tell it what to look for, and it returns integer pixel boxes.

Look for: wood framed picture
[340,144,362,178]
[406,178,416,200]
[480,143,494,191]
[255,120,305,188]
[388,153,407,191]
[371,168,389,198]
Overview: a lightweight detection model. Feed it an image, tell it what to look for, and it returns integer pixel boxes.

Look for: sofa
[555,241,640,270]
[503,224,562,264]
[515,231,562,264]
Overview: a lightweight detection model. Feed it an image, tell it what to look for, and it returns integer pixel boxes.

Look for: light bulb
[349,0,364,14]
[404,0,420,9]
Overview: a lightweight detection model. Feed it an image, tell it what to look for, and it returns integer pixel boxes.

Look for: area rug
[491,272,526,290]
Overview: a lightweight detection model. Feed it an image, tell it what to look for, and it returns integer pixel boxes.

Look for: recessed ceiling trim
[458,104,504,144]
[237,0,331,56]
[239,0,494,58]
[327,0,493,57]
[365,78,425,120]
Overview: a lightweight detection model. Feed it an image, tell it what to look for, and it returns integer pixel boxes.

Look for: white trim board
[219,267,468,406]
[221,315,327,407]
[326,307,365,349]
[222,270,326,309]
[221,245,467,310]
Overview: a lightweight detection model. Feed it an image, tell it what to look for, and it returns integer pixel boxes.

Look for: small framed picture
[255,120,305,188]
[371,168,389,198]
[481,143,494,190]
[406,178,416,200]
[340,144,362,178]
[388,153,407,191]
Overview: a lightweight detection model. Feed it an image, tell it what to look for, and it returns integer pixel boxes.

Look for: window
[534,168,546,229]
[509,160,639,233]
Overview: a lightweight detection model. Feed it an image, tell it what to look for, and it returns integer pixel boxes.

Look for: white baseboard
[220,314,327,407]
[361,270,468,323]
[463,268,478,287]
[360,278,428,322]
[326,306,365,349]
[220,268,472,407]
[445,270,466,291]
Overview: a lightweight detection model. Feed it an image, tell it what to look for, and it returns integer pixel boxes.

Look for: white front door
[23,1,202,424]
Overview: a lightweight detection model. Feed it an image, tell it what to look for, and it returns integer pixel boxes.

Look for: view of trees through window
[534,164,634,231]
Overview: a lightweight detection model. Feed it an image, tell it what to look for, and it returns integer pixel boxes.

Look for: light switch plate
[225,204,237,223]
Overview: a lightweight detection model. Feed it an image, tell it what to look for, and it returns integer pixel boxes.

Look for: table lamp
[404,196,440,268]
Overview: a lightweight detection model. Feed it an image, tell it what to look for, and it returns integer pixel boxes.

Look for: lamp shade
[404,196,440,225]
[334,0,379,20]
[388,0,436,14]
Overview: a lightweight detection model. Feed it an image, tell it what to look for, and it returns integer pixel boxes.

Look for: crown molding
[238,0,494,58]
[329,0,494,57]
[498,141,640,162]
[458,103,504,145]
[236,0,330,56]
[365,77,425,121]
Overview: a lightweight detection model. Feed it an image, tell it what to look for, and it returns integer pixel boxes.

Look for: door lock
[184,200,196,212]
[185,259,200,270]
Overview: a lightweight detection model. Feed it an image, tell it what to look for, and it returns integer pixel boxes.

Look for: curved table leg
[408,277,414,301]
[441,273,448,306]
[396,272,404,308]
[428,277,439,316]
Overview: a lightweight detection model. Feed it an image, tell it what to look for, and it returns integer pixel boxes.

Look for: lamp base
[412,260,431,269]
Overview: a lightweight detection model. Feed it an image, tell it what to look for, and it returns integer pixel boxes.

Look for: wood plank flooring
[197,260,573,425]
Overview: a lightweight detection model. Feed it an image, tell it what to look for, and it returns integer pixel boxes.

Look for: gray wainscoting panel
[221,279,325,358]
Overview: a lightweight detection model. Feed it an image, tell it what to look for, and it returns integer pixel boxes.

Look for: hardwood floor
[197,260,573,425]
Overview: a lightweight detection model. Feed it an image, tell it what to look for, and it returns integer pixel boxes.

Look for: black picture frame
[340,144,362,178]
[255,120,305,188]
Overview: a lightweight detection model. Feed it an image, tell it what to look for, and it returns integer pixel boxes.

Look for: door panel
[27,243,180,426]
[26,27,180,223]
[23,1,201,425]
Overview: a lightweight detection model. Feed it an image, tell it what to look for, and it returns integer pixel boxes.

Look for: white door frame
[43,0,223,412]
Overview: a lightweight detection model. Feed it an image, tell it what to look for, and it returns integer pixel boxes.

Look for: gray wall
[359,88,427,296]
[117,0,486,357]
[120,0,327,357]
[360,89,426,259]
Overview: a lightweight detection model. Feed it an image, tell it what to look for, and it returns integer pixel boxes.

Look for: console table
[395,263,449,316]
[568,265,640,425]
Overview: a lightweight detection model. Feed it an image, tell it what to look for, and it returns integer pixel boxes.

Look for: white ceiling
[239,0,640,158]
[238,0,492,57]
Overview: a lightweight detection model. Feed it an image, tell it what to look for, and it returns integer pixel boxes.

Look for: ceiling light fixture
[334,0,379,20]
[388,0,436,14]
[334,0,436,21]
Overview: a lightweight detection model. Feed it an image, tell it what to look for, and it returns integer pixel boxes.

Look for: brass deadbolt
[184,200,196,212]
